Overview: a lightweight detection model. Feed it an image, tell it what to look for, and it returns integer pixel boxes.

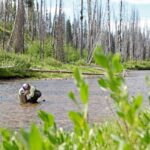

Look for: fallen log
[28,68,104,76]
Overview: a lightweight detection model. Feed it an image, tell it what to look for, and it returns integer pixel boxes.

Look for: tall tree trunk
[87,0,97,61]
[49,0,52,35]
[7,0,24,53]
[80,0,83,58]
[87,0,92,57]
[54,0,65,62]
[39,0,44,60]
[107,0,111,52]
[2,0,8,50]
[119,0,122,53]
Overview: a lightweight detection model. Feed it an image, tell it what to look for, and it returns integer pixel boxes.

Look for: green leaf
[80,82,89,104]
[68,91,78,105]
[3,141,16,150]
[117,111,125,119]
[94,46,109,69]
[0,129,11,141]
[98,78,108,89]
[29,124,43,150]
[69,111,84,128]
[132,95,143,110]
[48,133,58,144]
[38,110,54,128]
[74,68,81,86]
[112,53,123,73]
[96,129,104,145]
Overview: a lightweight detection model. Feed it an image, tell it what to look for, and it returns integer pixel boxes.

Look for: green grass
[0,50,32,78]
[124,60,150,70]
[1,49,150,79]
[0,50,102,79]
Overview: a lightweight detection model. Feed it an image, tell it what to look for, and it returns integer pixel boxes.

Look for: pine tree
[66,19,72,44]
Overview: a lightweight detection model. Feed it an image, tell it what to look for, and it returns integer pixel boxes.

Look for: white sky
[112,0,150,4]
[39,0,150,28]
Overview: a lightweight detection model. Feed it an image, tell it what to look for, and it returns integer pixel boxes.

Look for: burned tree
[7,0,25,53]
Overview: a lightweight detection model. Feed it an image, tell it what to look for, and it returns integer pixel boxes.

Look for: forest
[0,0,150,149]
[0,0,150,78]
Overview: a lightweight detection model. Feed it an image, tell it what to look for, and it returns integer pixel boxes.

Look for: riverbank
[0,50,102,79]
[0,50,150,79]
[124,60,150,70]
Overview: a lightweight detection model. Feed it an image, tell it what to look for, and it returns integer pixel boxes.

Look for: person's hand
[23,90,29,96]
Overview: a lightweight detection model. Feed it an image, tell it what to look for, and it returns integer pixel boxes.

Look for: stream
[0,70,149,129]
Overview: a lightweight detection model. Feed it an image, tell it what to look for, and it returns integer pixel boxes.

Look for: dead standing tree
[107,0,111,52]
[72,3,80,49]
[2,0,8,50]
[39,0,45,60]
[119,0,122,53]
[87,0,103,63]
[7,0,25,53]
[51,0,58,58]
[87,0,98,62]
[54,0,65,62]
[80,0,84,58]
[87,0,92,58]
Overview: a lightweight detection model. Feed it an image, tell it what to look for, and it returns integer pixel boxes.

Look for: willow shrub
[0,46,150,150]
[0,50,31,78]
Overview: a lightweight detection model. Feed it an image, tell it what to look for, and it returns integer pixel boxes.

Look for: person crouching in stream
[18,83,41,104]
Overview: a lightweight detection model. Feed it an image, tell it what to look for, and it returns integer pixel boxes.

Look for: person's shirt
[18,85,35,98]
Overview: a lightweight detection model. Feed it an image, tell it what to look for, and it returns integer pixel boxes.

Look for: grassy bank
[0,50,102,79]
[124,60,150,70]
[1,49,150,79]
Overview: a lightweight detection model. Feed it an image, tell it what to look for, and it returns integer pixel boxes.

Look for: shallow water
[0,70,149,129]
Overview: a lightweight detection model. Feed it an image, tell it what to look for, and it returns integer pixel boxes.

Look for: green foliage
[66,19,73,44]
[64,45,80,62]
[0,23,12,40]
[0,50,32,78]
[26,39,54,59]
[26,40,40,58]
[124,60,150,70]
[41,57,62,67]
[0,49,100,79]
[94,46,150,149]
[0,50,30,69]
[0,46,150,150]
[64,44,88,63]
[74,59,87,66]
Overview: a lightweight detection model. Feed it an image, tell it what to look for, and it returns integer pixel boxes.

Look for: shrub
[124,60,150,70]
[42,57,63,67]
[0,50,31,78]
[74,59,87,66]
[26,38,54,59]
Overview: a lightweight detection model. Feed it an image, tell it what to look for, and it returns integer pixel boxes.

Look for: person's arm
[19,88,25,95]
[28,86,35,98]
[23,90,30,96]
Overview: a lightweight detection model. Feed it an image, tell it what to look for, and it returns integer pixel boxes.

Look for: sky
[61,0,150,28]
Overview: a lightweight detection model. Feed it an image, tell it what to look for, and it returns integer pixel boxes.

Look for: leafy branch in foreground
[94,46,150,149]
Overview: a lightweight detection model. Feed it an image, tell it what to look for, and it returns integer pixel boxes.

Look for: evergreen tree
[66,19,72,44]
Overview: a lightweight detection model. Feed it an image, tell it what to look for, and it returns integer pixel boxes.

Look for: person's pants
[28,90,41,103]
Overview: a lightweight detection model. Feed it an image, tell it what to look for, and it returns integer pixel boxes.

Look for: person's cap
[22,83,30,90]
